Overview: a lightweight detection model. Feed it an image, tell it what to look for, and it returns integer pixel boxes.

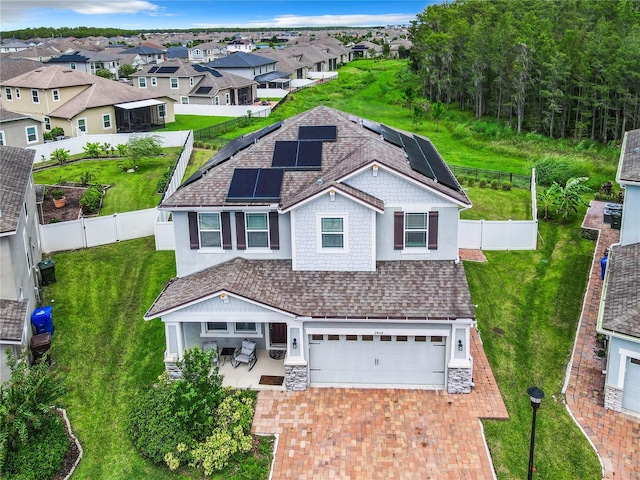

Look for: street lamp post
[527,386,545,480]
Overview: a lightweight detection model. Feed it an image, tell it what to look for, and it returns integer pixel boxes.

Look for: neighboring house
[0,41,31,53]
[204,52,277,81]
[46,50,121,79]
[0,146,42,381]
[0,59,44,83]
[116,44,167,65]
[145,106,476,394]
[227,38,255,53]
[257,48,309,81]
[188,41,226,63]
[5,45,61,62]
[597,129,640,415]
[0,108,43,148]
[352,41,383,59]
[0,65,175,137]
[166,46,189,61]
[130,59,257,105]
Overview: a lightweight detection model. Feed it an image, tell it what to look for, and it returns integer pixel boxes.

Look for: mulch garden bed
[41,185,87,224]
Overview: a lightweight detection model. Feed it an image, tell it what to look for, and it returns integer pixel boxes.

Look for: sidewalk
[564,201,640,479]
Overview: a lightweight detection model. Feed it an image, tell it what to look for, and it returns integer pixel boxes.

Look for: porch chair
[202,341,219,367]
[231,339,257,371]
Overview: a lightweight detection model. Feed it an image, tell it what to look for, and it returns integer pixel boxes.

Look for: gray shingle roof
[601,242,640,338]
[619,129,640,184]
[0,299,28,342]
[161,106,470,209]
[206,52,275,68]
[0,146,35,234]
[145,258,475,320]
[0,59,44,82]
[0,108,31,123]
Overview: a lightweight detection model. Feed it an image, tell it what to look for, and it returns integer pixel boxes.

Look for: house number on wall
[374,331,384,335]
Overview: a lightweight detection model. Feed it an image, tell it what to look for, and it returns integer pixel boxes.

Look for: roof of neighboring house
[145,258,475,320]
[0,108,32,123]
[254,71,290,82]
[619,129,640,184]
[162,106,470,209]
[167,46,189,59]
[1,65,93,88]
[46,49,120,64]
[0,299,28,342]
[0,59,44,82]
[601,242,640,339]
[0,145,35,234]
[190,69,257,96]
[205,51,275,68]
[117,45,166,55]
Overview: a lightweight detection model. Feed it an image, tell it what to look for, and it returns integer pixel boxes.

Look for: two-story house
[0,146,42,381]
[597,129,640,415]
[130,59,257,105]
[188,41,226,63]
[204,52,278,82]
[145,106,476,394]
[0,65,175,137]
[0,108,43,148]
[46,50,121,79]
[115,44,167,65]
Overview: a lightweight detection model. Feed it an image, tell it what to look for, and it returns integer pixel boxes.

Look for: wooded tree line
[408,0,640,143]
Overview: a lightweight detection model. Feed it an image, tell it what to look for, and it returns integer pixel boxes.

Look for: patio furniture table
[220,347,235,366]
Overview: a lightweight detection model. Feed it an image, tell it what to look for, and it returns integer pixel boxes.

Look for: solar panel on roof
[296,141,322,168]
[299,125,337,142]
[399,132,436,181]
[195,86,213,94]
[226,168,283,202]
[380,125,403,147]
[414,136,460,190]
[272,141,298,167]
[157,66,179,74]
[362,118,382,135]
[148,66,159,73]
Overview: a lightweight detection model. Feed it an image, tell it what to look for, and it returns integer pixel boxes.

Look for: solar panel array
[181,121,283,187]
[195,86,212,94]
[298,125,337,142]
[157,66,179,74]
[226,168,284,202]
[148,66,159,73]
[380,125,403,147]
[362,119,382,135]
[271,141,323,170]
[413,136,459,190]
[193,64,222,77]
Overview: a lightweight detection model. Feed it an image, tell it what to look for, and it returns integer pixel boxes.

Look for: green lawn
[466,214,601,479]
[32,150,181,215]
[160,115,235,131]
[461,186,533,221]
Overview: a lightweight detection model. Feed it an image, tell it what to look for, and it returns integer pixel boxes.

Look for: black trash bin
[611,211,622,230]
[30,333,52,364]
[38,259,56,285]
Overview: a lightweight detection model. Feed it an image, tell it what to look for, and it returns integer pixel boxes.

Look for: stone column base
[285,364,308,391]
[448,367,473,394]
[165,360,183,380]
[604,385,623,412]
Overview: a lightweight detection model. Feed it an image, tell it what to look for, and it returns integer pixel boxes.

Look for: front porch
[218,349,286,391]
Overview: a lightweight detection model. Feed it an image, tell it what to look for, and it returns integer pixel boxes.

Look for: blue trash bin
[31,306,54,335]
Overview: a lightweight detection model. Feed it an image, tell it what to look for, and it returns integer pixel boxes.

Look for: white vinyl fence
[40,208,158,253]
[31,131,192,164]
[458,169,538,250]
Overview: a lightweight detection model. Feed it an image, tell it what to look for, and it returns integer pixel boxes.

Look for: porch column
[164,322,184,380]
[284,324,308,391]
[447,325,473,394]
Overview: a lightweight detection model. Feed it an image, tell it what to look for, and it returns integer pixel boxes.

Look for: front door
[269,323,287,345]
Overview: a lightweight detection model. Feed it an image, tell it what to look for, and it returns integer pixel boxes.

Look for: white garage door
[308,334,446,387]
[622,357,640,413]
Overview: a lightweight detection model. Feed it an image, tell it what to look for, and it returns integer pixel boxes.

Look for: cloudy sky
[1,1,439,31]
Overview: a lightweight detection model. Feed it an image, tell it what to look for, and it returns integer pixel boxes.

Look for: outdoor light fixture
[458,339,463,351]
[329,189,336,201]
[220,293,228,303]
[372,164,379,176]
[292,338,298,349]
[527,386,545,480]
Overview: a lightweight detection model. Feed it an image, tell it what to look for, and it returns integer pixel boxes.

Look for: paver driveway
[253,329,508,479]
[564,201,640,479]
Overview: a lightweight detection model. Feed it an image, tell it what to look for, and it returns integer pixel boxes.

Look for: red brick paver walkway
[253,329,508,479]
[459,249,488,262]
[564,201,640,479]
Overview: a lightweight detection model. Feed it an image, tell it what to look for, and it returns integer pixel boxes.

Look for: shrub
[467,177,476,187]
[80,186,102,214]
[79,171,96,186]
[535,157,587,187]
[502,181,512,191]
[2,415,69,480]
[156,167,173,194]
[51,148,70,166]
[126,135,163,170]
[50,127,65,139]
[490,179,499,190]
[116,144,128,157]
[479,178,488,188]
[456,176,465,185]
[83,142,102,158]
[51,189,65,200]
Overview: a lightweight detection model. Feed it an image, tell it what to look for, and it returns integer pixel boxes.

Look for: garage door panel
[622,357,640,413]
[309,335,446,386]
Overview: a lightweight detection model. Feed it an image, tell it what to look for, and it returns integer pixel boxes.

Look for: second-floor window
[246,213,269,248]
[394,211,439,250]
[31,89,39,104]
[198,213,222,248]
[138,77,147,88]
[4,87,12,101]
[170,78,179,89]
[320,217,345,248]
[52,89,60,101]
[404,213,428,248]
[151,77,157,86]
